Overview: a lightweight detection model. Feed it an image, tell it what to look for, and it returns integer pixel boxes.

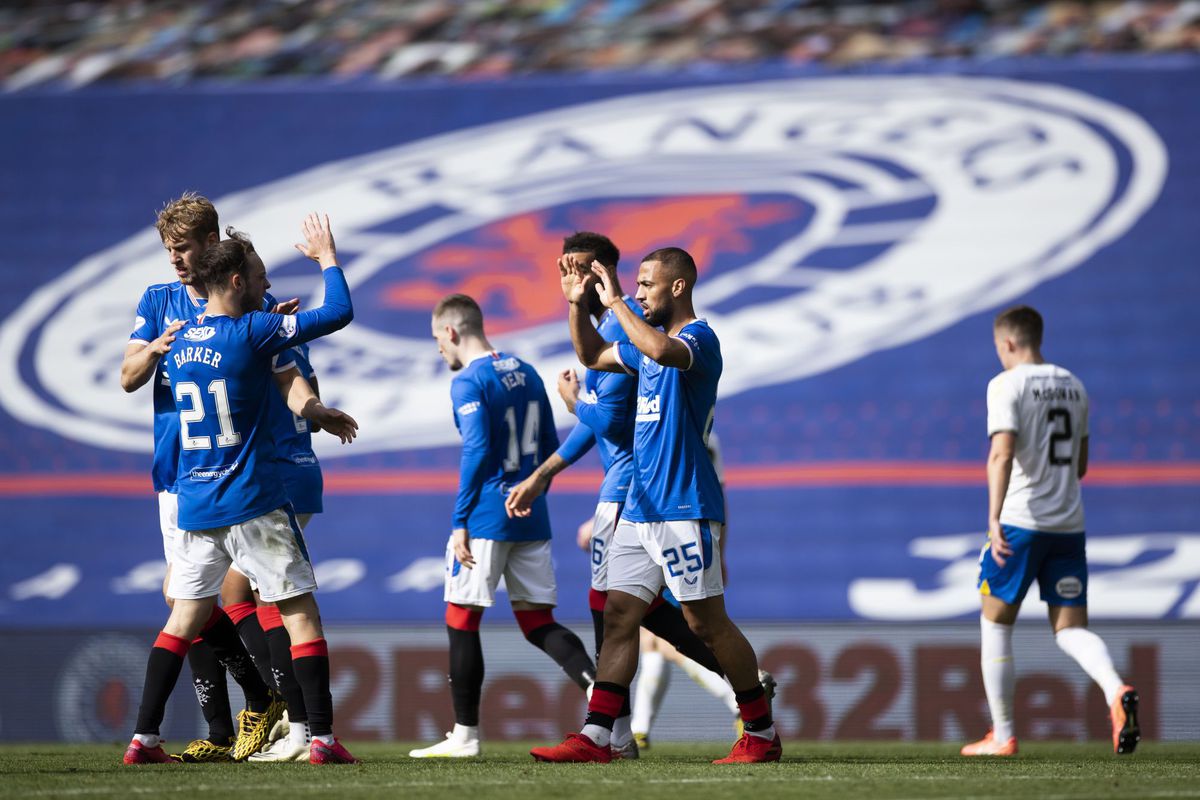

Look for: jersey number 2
[502,401,539,472]
[176,379,242,450]
[1047,408,1073,466]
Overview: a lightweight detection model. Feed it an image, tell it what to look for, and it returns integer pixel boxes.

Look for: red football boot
[309,738,361,764]
[123,739,177,765]
[713,733,782,764]
[530,733,613,763]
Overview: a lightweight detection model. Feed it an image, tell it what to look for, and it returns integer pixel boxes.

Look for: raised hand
[294,212,338,269]
[559,255,591,304]
[590,260,622,308]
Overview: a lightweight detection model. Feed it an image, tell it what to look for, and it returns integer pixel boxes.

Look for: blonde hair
[155,191,219,243]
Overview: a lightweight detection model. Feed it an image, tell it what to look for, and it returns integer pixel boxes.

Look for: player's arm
[272,366,357,443]
[591,261,691,370]
[986,431,1016,567]
[560,256,623,373]
[574,372,635,440]
[1077,436,1088,479]
[120,320,185,392]
[451,380,489,549]
[505,417,593,518]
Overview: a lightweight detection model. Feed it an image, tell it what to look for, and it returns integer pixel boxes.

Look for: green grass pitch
[2,742,1198,799]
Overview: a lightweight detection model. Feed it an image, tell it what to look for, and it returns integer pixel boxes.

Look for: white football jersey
[986,363,1088,533]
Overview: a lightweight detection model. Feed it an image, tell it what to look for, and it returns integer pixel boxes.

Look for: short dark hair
[433,293,485,337]
[563,231,619,268]
[193,238,251,293]
[994,304,1043,349]
[642,246,697,285]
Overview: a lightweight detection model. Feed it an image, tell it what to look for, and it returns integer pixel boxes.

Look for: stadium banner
[3,622,1195,743]
[0,59,1198,628]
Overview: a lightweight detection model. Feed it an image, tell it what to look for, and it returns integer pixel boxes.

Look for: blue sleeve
[451,378,489,530]
[614,341,640,375]
[246,268,353,356]
[676,322,720,378]
[129,289,160,344]
[575,371,635,440]
[271,348,297,373]
[556,421,596,465]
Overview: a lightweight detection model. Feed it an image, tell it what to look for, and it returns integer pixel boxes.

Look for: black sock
[265,625,307,722]
[590,608,605,663]
[641,602,724,677]
[199,613,271,711]
[525,623,595,690]
[235,613,276,691]
[134,635,189,736]
[447,626,484,727]
[291,639,333,737]
[187,640,234,743]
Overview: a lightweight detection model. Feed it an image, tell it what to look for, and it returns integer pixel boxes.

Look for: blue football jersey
[270,342,323,515]
[166,269,352,530]
[130,285,294,492]
[614,319,725,523]
[556,298,639,503]
[451,351,560,541]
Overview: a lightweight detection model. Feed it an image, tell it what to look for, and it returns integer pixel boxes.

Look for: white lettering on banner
[9,564,81,600]
[848,532,1200,620]
[110,560,168,594]
[312,559,366,592]
[0,77,1166,456]
[385,558,446,592]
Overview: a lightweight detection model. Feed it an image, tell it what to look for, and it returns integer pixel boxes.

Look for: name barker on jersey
[172,346,222,370]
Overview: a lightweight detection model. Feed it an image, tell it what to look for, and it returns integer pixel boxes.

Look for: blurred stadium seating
[0,0,1196,745]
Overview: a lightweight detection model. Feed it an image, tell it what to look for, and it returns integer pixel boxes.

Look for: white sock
[679,656,738,716]
[631,651,669,735]
[311,734,335,746]
[1055,626,1125,705]
[610,715,633,747]
[980,616,1015,742]
[288,719,311,746]
[133,733,160,748]
[450,723,479,742]
[580,723,611,747]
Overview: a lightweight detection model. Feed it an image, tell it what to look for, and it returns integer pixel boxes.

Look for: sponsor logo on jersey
[636,394,662,422]
[182,325,216,342]
[491,356,520,373]
[188,461,239,481]
[277,315,298,339]
[457,401,480,416]
[0,77,1166,456]
[133,315,146,332]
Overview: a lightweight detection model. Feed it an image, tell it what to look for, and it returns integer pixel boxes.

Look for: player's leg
[530,519,656,763]
[641,591,724,675]
[231,507,357,764]
[126,524,231,765]
[962,526,1038,757]
[251,514,313,759]
[585,502,617,661]
[657,520,778,763]
[158,490,237,762]
[630,629,670,748]
[409,535,498,757]
[508,540,595,690]
[661,641,741,720]
[1040,533,1138,754]
[221,568,275,688]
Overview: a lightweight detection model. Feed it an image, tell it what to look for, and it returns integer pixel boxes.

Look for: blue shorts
[281,465,324,515]
[977,525,1088,607]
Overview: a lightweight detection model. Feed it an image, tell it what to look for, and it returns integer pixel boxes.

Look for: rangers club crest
[0,76,1166,456]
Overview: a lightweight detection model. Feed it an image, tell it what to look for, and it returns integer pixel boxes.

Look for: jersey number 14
[502,401,539,472]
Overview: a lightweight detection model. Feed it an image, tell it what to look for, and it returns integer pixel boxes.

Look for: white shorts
[167,507,318,603]
[606,518,724,605]
[587,502,622,593]
[158,490,182,564]
[444,537,557,608]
